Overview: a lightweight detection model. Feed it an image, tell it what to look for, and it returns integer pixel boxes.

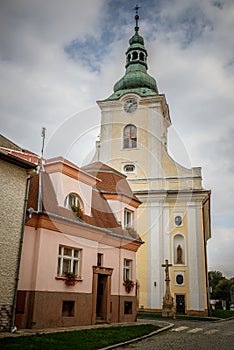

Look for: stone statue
[176,244,183,264]
[161,259,175,318]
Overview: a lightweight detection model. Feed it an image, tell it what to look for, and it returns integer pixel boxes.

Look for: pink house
[15,157,143,329]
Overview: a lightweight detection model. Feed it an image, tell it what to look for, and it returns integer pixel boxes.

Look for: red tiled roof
[82,162,140,203]
[0,147,40,164]
[27,171,142,242]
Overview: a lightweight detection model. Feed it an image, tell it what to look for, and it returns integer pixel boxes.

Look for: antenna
[41,127,46,158]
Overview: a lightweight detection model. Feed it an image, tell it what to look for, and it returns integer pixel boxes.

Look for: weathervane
[134,4,141,33]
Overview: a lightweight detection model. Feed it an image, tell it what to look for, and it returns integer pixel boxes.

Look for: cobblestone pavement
[115,318,234,350]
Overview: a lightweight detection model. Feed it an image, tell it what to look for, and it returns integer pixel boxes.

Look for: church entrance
[176,294,185,314]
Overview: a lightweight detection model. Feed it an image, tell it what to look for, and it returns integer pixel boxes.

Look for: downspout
[118,240,122,323]
[10,167,38,332]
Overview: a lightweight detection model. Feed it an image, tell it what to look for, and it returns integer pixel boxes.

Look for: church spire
[134,4,140,33]
[105,5,158,100]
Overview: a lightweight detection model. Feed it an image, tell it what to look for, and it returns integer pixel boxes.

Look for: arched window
[123,124,137,149]
[132,51,138,60]
[127,53,131,62]
[64,193,82,209]
[139,52,145,61]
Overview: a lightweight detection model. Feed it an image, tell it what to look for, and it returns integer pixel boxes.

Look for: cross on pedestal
[161,259,175,318]
[162,259,172,282]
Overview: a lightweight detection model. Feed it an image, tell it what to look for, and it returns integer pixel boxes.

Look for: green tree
[208,271,225,298]
[214,279,232,302]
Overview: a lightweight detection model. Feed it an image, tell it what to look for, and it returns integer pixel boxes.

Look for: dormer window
[65,193,84,220]
[64,193,81,209]
[124,209,133,229]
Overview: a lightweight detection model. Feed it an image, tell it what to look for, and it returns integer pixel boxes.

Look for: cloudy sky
[1,0,233,277]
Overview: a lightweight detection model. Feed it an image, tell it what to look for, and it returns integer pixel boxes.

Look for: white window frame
[124,209,133,229]
[64,193,82,209]
[123,124,137,149]
[123,164,136,173]
[57,245,81,276]
[123,258,132,281]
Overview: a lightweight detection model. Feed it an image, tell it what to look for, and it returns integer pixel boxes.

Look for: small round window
[124,164,135,173]
[176,274,184,285]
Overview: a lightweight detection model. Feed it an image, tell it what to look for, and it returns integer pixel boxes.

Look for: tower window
[132,51,138,60]
[139,52,144,61]
[123,124,137,149]
[123,164,135,173]
[127,53,131,62]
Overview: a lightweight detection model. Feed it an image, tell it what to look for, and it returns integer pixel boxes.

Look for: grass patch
[211,309,234,319]
[0,324,159,350]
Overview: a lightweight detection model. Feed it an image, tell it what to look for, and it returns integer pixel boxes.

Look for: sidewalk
[0,319,173,339]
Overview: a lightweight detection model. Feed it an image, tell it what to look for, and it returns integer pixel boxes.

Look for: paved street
[116,318,234,350]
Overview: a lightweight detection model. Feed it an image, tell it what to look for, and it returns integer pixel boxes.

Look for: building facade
[93,17,211,315]
[0,145,36,331]
[15,157,142,329]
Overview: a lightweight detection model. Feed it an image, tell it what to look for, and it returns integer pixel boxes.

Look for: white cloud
[207,227,234,278]
[0,0,233,277]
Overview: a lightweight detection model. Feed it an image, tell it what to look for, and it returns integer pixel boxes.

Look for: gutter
[43,211,143,244]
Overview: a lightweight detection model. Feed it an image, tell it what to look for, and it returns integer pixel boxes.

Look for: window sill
[55,276,83,282]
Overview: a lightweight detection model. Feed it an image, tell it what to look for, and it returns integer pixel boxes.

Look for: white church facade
[93,12,211,315]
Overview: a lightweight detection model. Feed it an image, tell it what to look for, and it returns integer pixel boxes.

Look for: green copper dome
[129,32,145,46]
[105,23,158,100]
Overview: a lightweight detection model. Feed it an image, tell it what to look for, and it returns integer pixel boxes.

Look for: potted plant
[71,204,84,220]
[123,279,135,293]
[64,270,77,286]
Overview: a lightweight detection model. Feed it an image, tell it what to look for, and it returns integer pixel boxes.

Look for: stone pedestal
[162,259,175,318]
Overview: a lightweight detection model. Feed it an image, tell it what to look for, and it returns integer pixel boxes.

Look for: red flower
[64,270,77,287]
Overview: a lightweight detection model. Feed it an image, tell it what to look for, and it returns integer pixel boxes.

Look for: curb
[99,323,174,350]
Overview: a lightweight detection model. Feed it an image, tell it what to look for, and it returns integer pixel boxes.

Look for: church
[93,10,211,315]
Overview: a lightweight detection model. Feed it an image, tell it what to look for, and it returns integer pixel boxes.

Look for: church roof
[104,12,158,101]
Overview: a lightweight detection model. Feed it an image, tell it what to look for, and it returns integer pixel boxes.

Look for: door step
[96,317,107,324]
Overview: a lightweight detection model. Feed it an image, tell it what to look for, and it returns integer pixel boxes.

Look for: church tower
[94,8,211,315]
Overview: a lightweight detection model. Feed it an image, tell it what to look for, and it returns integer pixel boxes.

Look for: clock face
[123,99,138,113]
[175,215,182,226]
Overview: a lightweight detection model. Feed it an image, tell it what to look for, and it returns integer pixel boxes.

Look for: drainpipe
[118,242,122,323]
[10,167,38,332]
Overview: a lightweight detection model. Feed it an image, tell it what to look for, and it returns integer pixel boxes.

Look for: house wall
[48,172,93,216]
[15,291,137,329]
[16,224,138,328]
[0,160,28,331]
